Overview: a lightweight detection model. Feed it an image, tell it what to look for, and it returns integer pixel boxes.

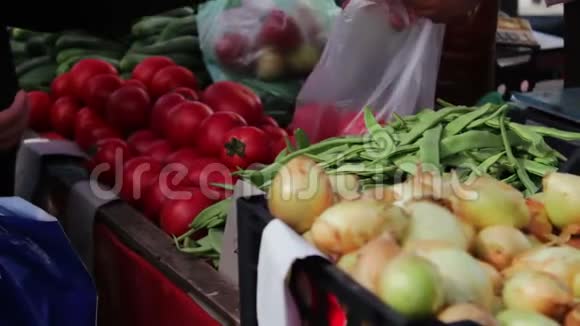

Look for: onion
[496,309,559,326]
[503,270,573,320]
[268,156,334,233]
[450,176,530,229]
[438,303,499,326]
[543,172,580,228]
[403,201,471,251]
[310,200,408,255]
[525,197,554,242]
[407,244,495,309]
[377,254,445,319]
[565,305,580,326]
[350,232,401,292]
[392,170,455,205]
[360,186,397,203]
[328,174,360,201]
[474,225,532,270]
[303,231,314,244]
[503,246,580,297]
[337,251,358,275]
[479,261,504,296]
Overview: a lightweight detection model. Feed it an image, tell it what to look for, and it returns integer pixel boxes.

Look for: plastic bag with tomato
[289,0,446,142]
[197,0,340,121]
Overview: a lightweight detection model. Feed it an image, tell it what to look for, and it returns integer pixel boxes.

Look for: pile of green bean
[240,103,580,196]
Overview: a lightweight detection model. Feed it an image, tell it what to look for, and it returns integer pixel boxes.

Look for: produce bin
[27,155,241,326]
[236,110,580,326]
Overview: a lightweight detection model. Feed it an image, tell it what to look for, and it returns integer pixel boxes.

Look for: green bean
[534,155,559,166]
[440,131,518,158]
[443,104,492,136]
[467,104,509,129]
[208,228,224,254]
[294,129,310,149]
[274,148,289,162]
[364,108,395,155]
[319,146,366,168]
[399,107,468,145]
[508,122,554,158]
[419,124,443,168]
[519,159,558,177]
[502,174,518,184]
[525,124,580,141]
[499,114,538,195]
[189,199,232,231]
[475,152,505,176]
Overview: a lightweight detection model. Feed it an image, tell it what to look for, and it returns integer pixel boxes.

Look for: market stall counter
[29,155,240,326]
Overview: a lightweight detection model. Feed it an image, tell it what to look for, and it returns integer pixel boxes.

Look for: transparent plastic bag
[289,0,446,142]
[197,0,340,118]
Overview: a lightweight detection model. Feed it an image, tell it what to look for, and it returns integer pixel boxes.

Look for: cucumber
[130,35,158,50]
[57,55,120,75]
[25,36,48,56]
[120,53,151,72]
[121,72,132,80]
[56,48,122,64]
[15,56,52,76]
[18,63,57,91]
[131,16,177,38]
[135,36,199,55]
[159,7,195,18]
[55,34,126,53]
[164,53,203,69]
[11,28,35,41]
[10,41,27,57]
[159,15,197,41]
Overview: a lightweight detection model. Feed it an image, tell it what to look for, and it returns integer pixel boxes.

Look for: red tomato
[120,156,162,204]
[196,163,236,201]
[214,33,251,69]
[39,132,65,140]
[150,65,198,98]
[202,81,263,125]
[74,107,105,149]
[258,115,279,128]
[262,125,289,159]
[90,126,120,146]
[70,59,118,94]
[51,72,75,99]
[127,130,158,156]
[171,87,199,101]
[184,157,223,186]
[50,96,81,138]
[82,74,123,115]
[131,56,175,88]
[92,140,131,185]
[164,101,213,148]
[220,126,271,169]
[197,112,247,157]
[150,93,186,136]
[105,86,151,134]
[124,79,148,92]
[165,148,200,165]
[141,175,182,222]
[27,91,52,131]
[160,188,215,236]
[144,139,173,162]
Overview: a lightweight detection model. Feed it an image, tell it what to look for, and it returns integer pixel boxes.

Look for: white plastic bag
[289,0,446,143]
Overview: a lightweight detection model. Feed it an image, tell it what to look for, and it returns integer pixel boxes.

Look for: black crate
[237,195,480,326]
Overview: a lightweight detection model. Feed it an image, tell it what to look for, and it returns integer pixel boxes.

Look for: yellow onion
[525,197,554,242]
[328,174,360,201]
[287,44,321,74]
[303,231,314,245]
[503,246,580,297]
[337,251,358,275]
[543,172,580,228]
[475,225,532,270]
[403,201,471,251]
[310,200,408,255]
[497,309,559,326]
[377,254,445,319]
[268,156,334,233]
[360,186,397,203]
[392,170,455,205]
[450,176,530,229]
[503,270,573,320]
[407,243,495,310]
[438,303,499,326]
[350,232,401,292]
[256,47,285,80]
[565,305,580,326]
[479,261,504,296]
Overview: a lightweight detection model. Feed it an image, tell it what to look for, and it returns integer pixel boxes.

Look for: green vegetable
[158,6,195,18]
[15,55,52,76]
[132,16,177,38]
[134,36,199,55]
[57,48,122,64]
[55,33,126,53]
[159,15,197,41]
[19,63,57,90]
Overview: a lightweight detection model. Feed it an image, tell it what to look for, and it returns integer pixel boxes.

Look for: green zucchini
[56,48,122,64]
[18,63,57,91]
[135,36,199,55]
[120,53,151,72]
[158,7,195,18]
[55,34,126,53]
[159,15,197,41]
[15,55,52,76]
[131,16,177,38]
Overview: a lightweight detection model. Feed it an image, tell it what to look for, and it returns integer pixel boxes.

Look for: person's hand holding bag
[0,91,29,149]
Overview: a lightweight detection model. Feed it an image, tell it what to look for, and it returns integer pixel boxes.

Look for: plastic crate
[237,195,480,326]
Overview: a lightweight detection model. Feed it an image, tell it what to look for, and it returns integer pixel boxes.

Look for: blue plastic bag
[0,197,96,326]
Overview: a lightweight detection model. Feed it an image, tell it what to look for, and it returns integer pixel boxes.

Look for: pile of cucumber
[10,6,211,91]
[120,6,210,85]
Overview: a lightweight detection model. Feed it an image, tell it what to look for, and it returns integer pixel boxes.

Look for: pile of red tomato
[27,56,293,237]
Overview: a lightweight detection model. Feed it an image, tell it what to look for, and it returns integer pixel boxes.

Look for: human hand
[0,91,29,150]
[401,0,479,23]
